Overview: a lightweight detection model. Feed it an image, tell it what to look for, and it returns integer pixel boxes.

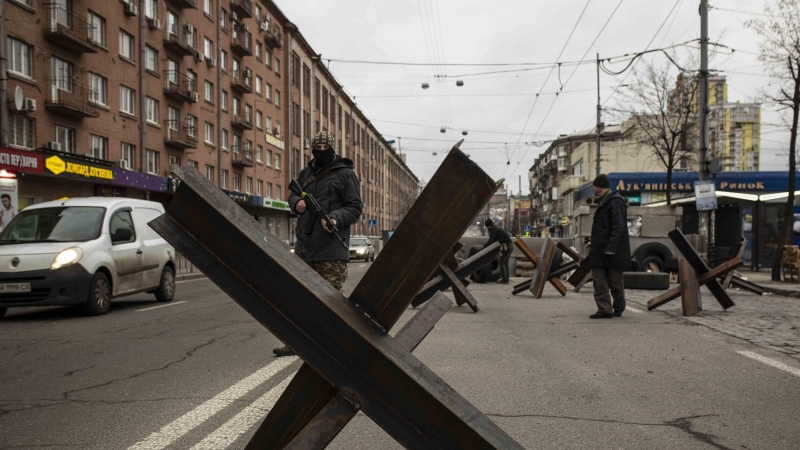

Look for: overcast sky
[274,0,791,194]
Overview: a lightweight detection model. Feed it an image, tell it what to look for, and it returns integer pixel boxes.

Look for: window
[205,165,214,182]
[145,97,159,124]
[314,78,320,108]
[257,180,263,196]
[168,155,181,168]
[275,153,281,170]
[220,169,229,189]
[266,83,272,101]
[274,57,280,75]
[120,86,135,115]
[144,0,156,19]
[50,57,73,91]
[275,90,280,107]
[189,160,199,170]
[233,173,242,192]
[266,49,272,68]
[267,149,273,166]
[275,120,281,138]
[246,176,252,194]
[145,46,158,72]
[187,70,197,93]
[233,97,241,116]
[266,116,273,134]
[276,185,281,199]
[205,122,214,144]
[90,135,108,160]
[146,149,159,174]
[245,104,253,123]
[302,65,310,97]
[167,106,179,130]
[88,73,107,106]
[204,37,213,59]
[187,115,198,139]
[119,30,135,61]
[256,75,262,95]
[220,49,228,71]
[256,111,263,129]
[54,125,75,153]
[7,38,32,78]
[204,0,213,17]
[221,129,229,150]
[232,134,241,153]
[255,4,262,21]
[205,80,214,102]
[571,159,584,177]
[167,59,178,83]
[110,211,136,245]
[267,182,273,198]
[256,145,263,162]
[255,40,262,60]
[121,143,135,169]
[221,90,228,111]
[87,11,105,46]
[220,8,228,29]
[9,114,34,149]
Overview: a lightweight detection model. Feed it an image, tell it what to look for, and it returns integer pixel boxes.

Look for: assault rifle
[289,179,349,251]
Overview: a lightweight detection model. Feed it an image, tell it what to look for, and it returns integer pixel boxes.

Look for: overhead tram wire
[502,0,594,179]
[507,0,626,181]
[416,0,447,140]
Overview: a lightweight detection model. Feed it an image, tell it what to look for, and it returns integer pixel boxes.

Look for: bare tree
[747,0,800,281]
[616,58,697,205]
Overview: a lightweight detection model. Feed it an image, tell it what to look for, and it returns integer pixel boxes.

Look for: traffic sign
[524,225,531,231]
[368,219,377,228]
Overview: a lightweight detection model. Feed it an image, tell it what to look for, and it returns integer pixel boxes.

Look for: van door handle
[136,250,143,255]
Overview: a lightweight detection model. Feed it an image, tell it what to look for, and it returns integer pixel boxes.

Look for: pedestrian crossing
[128,357,298,450]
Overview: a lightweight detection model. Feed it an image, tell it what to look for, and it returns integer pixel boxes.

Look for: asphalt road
[1,261,799,449]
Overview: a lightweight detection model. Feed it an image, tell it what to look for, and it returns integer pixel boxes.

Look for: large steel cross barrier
[149,143,523,449]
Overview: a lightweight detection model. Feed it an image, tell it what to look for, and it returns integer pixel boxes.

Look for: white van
[0,197,176,317]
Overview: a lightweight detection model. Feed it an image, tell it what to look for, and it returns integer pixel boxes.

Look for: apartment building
[707,76,761,172]
[1,0,417,241]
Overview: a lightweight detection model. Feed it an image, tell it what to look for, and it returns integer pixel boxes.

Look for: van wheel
[84,272,111,316]
[155,266,176,303]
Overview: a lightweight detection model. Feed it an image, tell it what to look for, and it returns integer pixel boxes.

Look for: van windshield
[0,207,106,244]
[350,239,368,246]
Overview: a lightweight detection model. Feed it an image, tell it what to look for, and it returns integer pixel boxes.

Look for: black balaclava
[312,147,335,167]
[310,131,337,168]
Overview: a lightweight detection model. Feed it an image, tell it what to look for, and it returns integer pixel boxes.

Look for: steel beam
[411,243,501,307]
[680,258,702,316]
[529,239,557,298]
[512,238,569,297]
[668,229,735,310]
[647,257,743,311]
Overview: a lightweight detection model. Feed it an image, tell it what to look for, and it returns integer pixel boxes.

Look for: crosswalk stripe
[189,372,297,450]
[128,357,298,450]
[738,350,800,378]
[626,307,644,314]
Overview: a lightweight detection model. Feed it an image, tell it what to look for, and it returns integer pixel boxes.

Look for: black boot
[590,312,613,319]
[273,346,295,357]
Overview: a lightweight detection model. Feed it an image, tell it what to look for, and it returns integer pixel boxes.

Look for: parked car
[348,237,375,262]
[0,197,176,318]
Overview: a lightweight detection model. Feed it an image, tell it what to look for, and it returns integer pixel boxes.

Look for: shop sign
[223,189,251,204]
[45,155,114,181]
[266,134,285,150]
[627,196,642,204]
[695,180,717,211]
[113,168,167,192]
[264,199,290,210]
[0,147,43,174]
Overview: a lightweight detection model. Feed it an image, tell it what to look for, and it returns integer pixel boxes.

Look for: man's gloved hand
[583,237,591,245]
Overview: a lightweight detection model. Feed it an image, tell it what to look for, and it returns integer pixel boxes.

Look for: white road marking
[626,307,644,314]
[738,351,800,378]
[189,372,297,450]
[135,301,188,312]
[128,357,298,450]
[177,278,208,284]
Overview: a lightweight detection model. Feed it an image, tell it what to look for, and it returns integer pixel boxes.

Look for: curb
[177,273,206,282]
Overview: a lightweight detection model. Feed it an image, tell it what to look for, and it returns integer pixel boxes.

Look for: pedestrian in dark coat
[587,174,631,319]
[485,219,513,284]
[274,131,362,357]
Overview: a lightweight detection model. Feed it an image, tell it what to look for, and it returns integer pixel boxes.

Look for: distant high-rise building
[707,76,761,171]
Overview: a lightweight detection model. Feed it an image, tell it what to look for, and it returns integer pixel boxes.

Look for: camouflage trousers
[307,260,348,294]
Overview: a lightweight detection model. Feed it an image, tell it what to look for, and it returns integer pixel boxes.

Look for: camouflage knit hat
[310,131,336,152]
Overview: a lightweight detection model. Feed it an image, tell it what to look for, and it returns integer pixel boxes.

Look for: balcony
[45,79,99,119]
[164,21,198,57]
[265,27,283,48]
[231,69,253,94]
[558,175,585,195]
[232,147,254,168]
[231,0,253,18]
[232,113,253,130]
[165,0,198,10]
[163,71,198,103]
[164,121,199,149]
[231,29,253,56]
[43,3,100,54]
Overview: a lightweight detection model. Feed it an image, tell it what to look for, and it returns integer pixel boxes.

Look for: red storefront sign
[0,147,44,174]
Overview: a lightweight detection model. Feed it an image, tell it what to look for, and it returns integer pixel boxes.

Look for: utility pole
[518,175,522,236]
[699,0,713,263]
[595,52,602,178]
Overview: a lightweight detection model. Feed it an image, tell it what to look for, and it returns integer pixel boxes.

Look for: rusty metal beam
[411,243,501,307]
[668,229,735,310]
[647,257,743,311]
[679,258,702,316]
[440,264,479,312]
[529,239,557,298]
[150,166,523,449]
[512,239,570,297]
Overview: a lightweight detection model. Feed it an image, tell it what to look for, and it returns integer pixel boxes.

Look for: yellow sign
[45,155,66,175]
[560,217,568,226]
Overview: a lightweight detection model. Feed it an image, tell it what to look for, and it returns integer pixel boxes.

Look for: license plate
[0,283,31,293]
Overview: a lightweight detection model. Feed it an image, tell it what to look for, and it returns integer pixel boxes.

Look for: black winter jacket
[486,225,512,247]
[288,156,362,262]
[586,191,632,268]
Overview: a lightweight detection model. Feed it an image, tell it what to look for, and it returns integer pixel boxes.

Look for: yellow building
[708,77,761,172]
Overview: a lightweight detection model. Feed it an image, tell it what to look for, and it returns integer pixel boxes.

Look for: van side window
[110,211,136,245]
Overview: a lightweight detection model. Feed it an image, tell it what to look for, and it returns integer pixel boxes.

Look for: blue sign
[368,219,377,228]
[524,225,531,231]
[627,196,642,204]
[494,218,500,224]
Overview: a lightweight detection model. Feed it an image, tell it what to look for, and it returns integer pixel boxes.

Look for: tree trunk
[665,158,673,206]
[771,73,800,281]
